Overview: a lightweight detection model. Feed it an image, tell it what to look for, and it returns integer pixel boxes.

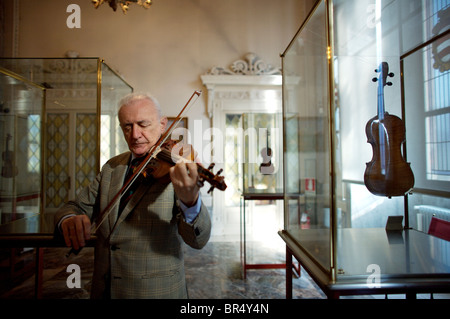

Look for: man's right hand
[60,215,91,250]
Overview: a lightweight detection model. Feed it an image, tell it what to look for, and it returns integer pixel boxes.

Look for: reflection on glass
[0,69,44,225]
[403,32,450,232]
[0,58,132,217]
[242,113,283,194]
[282,0,331,272]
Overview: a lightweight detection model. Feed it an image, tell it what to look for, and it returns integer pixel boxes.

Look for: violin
[259,129,274,175]
[364,62,414,198]
[136,139,227,193]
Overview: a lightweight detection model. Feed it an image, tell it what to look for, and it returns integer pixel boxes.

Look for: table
[279,228,450,299]
[0,214,95,298]
[240,191,287,279]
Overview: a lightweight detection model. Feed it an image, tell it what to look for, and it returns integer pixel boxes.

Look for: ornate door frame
[201,53,282,240]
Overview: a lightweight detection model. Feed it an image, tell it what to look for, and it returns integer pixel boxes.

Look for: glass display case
[240,112,285,276]
[280,0,450,298]
[0,67,45,225]
[0,58,132,224]
[242,112,283,193]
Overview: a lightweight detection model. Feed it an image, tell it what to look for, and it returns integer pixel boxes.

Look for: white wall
[4,0,308,131]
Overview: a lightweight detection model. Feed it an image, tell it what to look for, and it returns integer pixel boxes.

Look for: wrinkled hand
[169,161,200,207]
[61,215,91,250]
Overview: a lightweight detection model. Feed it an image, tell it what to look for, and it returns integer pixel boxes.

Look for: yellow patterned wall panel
[76,114,97,195]
[46,114,69,208]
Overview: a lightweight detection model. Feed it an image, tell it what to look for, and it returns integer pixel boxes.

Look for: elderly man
[55,93,211,299]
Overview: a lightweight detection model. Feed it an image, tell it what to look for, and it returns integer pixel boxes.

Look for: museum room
[0,0,449,305]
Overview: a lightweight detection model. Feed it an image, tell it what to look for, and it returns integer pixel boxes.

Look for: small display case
[280,0,450,298]
[242,112,283,194]
[0,58,132,225]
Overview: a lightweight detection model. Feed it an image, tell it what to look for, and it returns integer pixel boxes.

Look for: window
[424,0,450,182]
[27,115,40,173]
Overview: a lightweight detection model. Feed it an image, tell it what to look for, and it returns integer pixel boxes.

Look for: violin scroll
[372,63,394,85]
[197,162,226,193]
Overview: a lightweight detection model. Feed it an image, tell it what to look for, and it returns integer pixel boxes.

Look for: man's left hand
[169,162,200,207]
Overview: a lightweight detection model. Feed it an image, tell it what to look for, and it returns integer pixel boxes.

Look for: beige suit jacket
[55,151,211,299]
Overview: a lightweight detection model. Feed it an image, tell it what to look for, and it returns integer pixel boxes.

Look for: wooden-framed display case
[279,0,450,298]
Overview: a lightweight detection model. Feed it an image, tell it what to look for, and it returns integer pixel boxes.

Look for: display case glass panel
[0,67,45,225]
[402,31,450,233]
[100,63,132,166]
[242,112,283,194]
[282,0,332,274]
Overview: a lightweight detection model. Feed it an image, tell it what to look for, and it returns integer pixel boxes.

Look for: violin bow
[66,90,202,256]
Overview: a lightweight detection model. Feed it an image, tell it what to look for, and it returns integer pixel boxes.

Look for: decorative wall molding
[201,53,282,118]
[200,74,282,118]
[213,90,282,101]
[0,59,99,89]
[206,53,281,76]
[46,88,97,100]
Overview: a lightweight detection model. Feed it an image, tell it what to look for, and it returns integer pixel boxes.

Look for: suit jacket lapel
[109,153,155,232]
[107,154,131,233]
[114,179,152,227]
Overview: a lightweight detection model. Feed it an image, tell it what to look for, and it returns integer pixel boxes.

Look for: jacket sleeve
[54,169,102,228]
[176,200,211,249]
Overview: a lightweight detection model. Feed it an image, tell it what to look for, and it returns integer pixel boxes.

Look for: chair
[428,217,450,241]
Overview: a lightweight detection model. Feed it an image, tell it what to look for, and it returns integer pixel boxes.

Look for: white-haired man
[55,93,211,298]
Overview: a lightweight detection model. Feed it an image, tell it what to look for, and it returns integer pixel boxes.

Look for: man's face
[118,99,167,157]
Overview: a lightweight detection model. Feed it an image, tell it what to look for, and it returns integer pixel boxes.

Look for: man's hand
[60,215,91,250]
[169,162,200,207]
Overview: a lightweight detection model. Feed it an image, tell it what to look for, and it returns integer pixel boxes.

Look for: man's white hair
[118,93,163,118]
